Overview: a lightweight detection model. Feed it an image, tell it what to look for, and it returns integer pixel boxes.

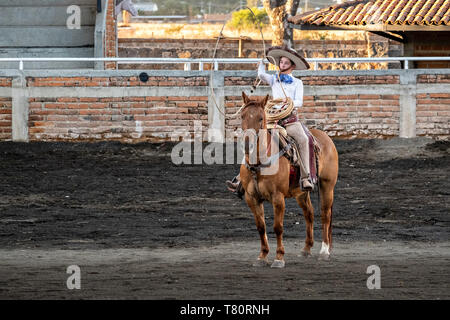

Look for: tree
[262,0,300,48]
[228,7,268,30]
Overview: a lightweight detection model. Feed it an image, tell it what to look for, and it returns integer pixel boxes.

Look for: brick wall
[224,78,401,139]
[416,93,450,138]
[417,74,450,84]
[104,0,117,70]
[0,97,12,140]
[299,94,400,138]
[23,74,208,141]
[416,74,450,137]
[416,75,450,138]
[28,95,208,141]
[0,78,12,140]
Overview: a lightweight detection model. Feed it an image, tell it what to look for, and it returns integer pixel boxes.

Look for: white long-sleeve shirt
[257,62,303,108]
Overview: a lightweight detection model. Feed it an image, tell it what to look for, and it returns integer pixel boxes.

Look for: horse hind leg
[319,182,334,261]
[295,192,314,258]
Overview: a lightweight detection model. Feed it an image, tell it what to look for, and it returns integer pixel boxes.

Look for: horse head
[241,92,270,157]
[240,92,269,133]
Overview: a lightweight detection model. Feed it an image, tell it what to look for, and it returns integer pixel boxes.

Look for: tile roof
[289,0,450,26]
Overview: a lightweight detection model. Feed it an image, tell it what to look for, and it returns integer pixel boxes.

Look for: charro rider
[226,45,313,197]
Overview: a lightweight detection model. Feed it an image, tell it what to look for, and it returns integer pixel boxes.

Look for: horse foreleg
[319,183,334,260]
[245,194,269,266]
[295,192,314,257]
[271,194,286,268]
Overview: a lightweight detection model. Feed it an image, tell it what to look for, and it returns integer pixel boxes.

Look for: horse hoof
[301,249,312,258]
[318,253,330,261]
[270,259,285,268]
[252,258,269,267]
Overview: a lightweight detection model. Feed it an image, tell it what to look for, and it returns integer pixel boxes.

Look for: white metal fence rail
[1,57,449,71]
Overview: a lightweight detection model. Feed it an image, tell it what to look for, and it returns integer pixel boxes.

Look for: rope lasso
[265,97,294,122]
[209,6,289,119]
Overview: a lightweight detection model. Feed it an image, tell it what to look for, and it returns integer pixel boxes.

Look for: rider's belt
[278,112,298,127]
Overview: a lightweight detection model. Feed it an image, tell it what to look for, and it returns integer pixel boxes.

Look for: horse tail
[316,176,320,209]
[316,154,320,225]
[329,203,333,252]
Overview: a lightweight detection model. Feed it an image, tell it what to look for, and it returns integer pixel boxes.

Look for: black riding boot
[226,176,244,199]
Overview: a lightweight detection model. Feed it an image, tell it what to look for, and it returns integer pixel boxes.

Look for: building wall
[0,69,448,142]
[0,0,98,69]
[404,32,450,69]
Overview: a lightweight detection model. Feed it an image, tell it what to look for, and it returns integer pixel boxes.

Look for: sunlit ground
[118,22,367,41]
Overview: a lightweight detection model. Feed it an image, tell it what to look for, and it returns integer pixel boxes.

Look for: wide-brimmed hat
[266,46,310,70]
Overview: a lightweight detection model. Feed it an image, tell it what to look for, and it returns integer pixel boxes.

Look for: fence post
[208,71,225,143]
[399,70,416,138]
[94,0,106,70]
[11,75,29,142]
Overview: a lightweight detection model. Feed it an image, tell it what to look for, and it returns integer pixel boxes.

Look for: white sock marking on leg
[319,241,330,255]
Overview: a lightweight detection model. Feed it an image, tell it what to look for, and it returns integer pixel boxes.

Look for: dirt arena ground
[0,137,448,300]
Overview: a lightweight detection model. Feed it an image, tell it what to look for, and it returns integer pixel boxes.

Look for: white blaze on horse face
[319,241,330,256]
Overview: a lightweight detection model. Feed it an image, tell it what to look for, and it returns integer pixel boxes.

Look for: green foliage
[227,7,268,30]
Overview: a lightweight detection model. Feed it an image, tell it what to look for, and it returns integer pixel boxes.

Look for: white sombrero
[266,46,310,70]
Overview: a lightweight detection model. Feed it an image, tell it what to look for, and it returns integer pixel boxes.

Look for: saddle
[267,123,320,188]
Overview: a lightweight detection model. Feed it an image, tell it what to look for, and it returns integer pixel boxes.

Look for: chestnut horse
[240,92,339,268]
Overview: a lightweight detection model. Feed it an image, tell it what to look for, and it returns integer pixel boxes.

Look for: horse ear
[242,91,249,104]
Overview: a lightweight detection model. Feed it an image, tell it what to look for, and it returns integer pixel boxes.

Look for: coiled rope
[264,97,294,122]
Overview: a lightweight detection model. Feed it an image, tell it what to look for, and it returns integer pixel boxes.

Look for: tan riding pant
[285,121,310,179]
